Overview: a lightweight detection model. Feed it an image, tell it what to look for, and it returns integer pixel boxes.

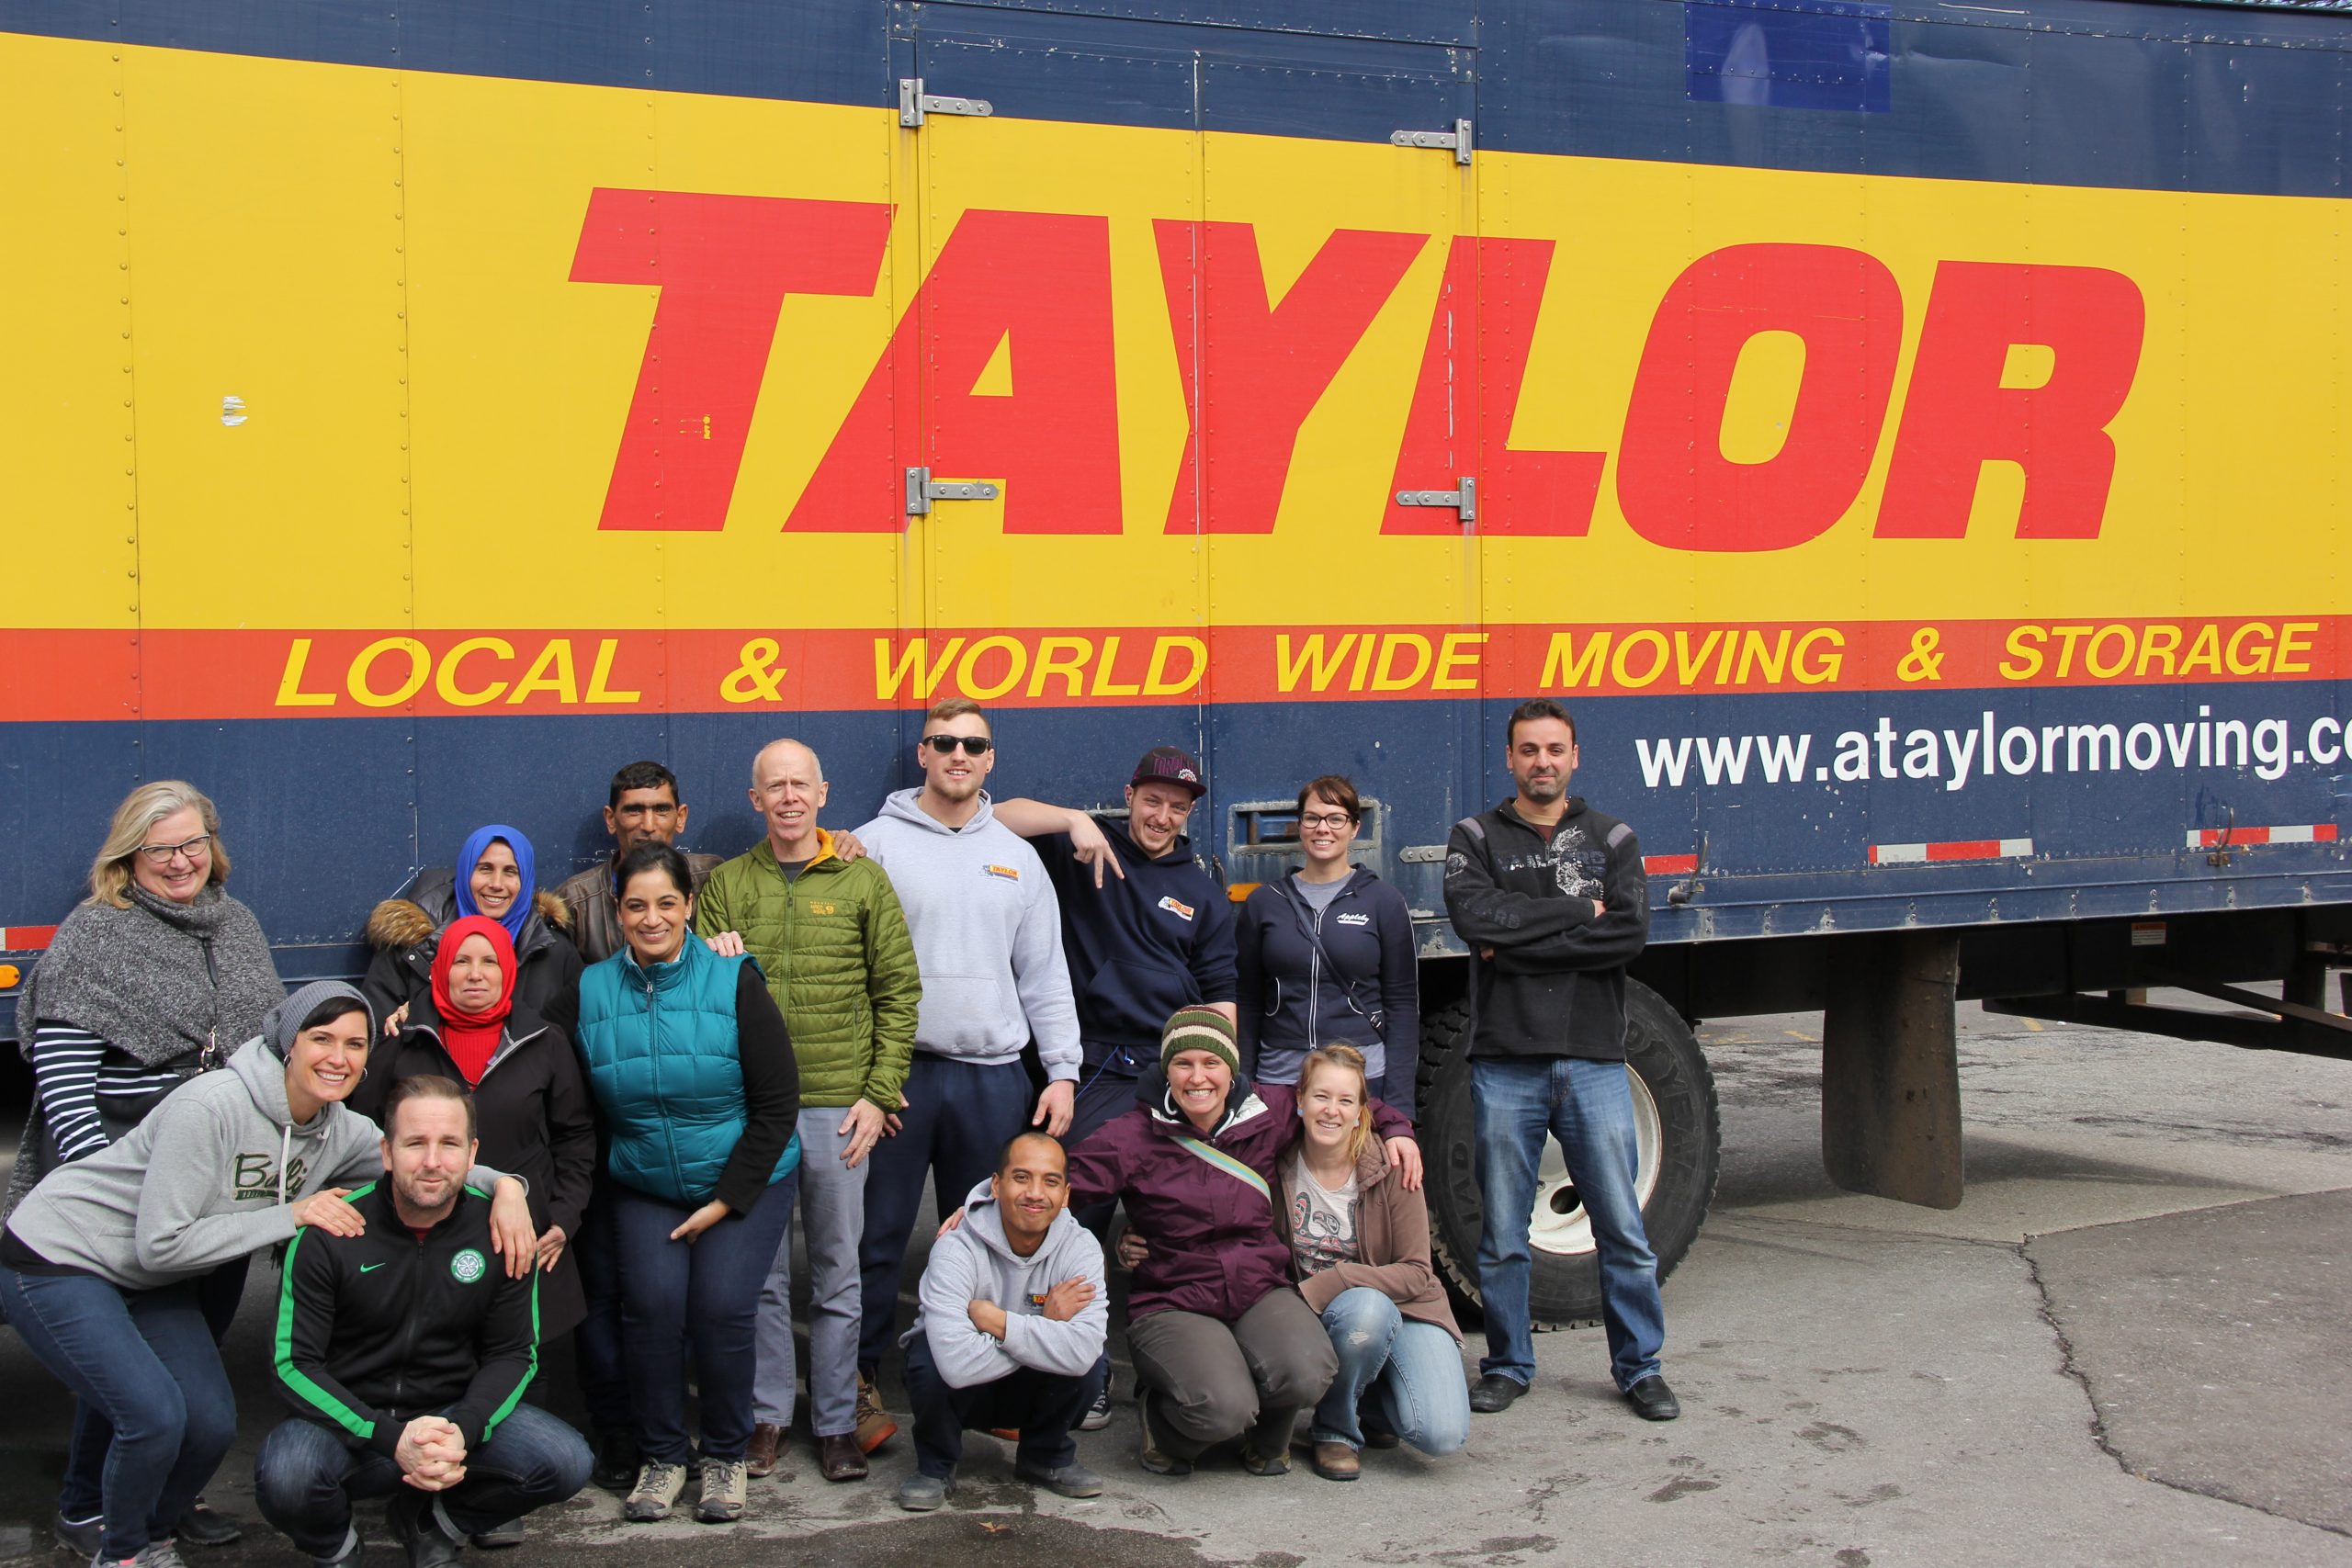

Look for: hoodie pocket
[915,973,1021,1057]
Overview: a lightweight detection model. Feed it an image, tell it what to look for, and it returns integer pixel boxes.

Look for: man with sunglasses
[852,700,1081,1426]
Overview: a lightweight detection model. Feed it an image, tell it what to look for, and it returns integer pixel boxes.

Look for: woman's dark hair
[299,996,372,1034]
[1295,773,1362,821]
[615,841,695,900]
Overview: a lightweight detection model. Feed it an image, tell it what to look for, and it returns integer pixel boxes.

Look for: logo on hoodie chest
[982,864,1021,883]
[232,1153,308,1201]
[1157,896,1195,921]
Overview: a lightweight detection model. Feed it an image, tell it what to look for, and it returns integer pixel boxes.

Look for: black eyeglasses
[922,735,993,755]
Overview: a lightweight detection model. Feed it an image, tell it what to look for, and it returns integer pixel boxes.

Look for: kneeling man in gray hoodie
[894,1132,1107,1509]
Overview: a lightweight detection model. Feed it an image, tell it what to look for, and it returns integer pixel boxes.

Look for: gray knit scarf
[6,884,286,1211]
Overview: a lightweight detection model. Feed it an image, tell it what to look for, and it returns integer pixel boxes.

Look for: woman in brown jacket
[1279,1044,1470,1480]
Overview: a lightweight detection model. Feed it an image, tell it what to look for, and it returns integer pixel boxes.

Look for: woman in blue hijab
[361,823,585,1033]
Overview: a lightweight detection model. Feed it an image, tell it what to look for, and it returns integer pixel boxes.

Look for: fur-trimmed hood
[366,888,570,952]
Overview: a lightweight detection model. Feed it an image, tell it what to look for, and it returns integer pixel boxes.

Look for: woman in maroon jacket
[1063,1008,1420,1476]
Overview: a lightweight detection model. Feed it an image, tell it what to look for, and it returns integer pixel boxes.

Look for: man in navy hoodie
[997,744,1238,1153]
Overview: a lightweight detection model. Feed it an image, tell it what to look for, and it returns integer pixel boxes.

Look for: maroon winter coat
[1066,1081,1412,1324]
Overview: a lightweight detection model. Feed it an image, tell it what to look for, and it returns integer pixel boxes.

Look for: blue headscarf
[453,824,536,946]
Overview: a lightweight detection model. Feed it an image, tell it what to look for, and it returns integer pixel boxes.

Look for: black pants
[904,1330,1106,1480]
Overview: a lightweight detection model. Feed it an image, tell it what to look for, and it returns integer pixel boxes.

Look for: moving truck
[5,0,2347,1324]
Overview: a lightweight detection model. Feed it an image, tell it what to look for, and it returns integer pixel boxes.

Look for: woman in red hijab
[345,916,599,1544]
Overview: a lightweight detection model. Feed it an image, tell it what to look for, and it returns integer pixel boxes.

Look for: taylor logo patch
[808,901,837,916]
[982,864,1021,882]
[449,1248,487,1284]
[1156,896,1195,921]
[1335,912,1371,926]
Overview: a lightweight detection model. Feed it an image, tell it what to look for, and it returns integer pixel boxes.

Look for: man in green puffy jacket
[695,738,922,1483]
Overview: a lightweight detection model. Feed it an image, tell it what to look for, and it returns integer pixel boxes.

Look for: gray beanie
[261,980,375,1061]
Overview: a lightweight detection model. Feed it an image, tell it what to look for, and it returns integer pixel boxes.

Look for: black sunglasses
[922,734,993,755]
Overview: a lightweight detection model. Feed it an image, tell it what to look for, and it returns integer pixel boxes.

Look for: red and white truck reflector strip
[1869,838,2035,865]
[2185,824,2338,848]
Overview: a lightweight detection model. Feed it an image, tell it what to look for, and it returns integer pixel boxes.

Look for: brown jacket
[1279,1131,1460,1340]
[555,852,723,965]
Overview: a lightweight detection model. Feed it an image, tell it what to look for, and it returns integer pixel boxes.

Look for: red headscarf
[431,915,517,1086]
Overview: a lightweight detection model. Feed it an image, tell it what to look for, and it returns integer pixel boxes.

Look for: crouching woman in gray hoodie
[0,981,535,1568]
[894,1131,1108,1512]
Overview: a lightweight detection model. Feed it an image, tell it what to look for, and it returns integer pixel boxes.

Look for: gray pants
[1125,1288,1337,1461]
[753,1106,867,1438]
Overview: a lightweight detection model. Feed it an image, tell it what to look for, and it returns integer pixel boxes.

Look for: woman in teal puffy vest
[574,844,800,1528]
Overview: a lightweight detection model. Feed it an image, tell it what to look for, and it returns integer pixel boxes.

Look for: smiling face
[1296,790,1358,871]
[1297,1058,1366,1156]
[382,1093,477,1224]
[1125,781,1196,859]
[445,932,504,1017]
[284,1006,370,1118]
[605,784,685,855]
[990,1134,1071,1253]
[750,740,828,860]
[1167,1047,1234,1130]
[131,805,214,905]
[618,865,694,965]
[469,840,522,919]
[1506,716,1578,813]
[917,713,994,807]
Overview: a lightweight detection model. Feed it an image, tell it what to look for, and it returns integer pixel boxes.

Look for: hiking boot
[1309,1440,1361,1481]
[695,1458,748,1524]
[854,1372,898,1453]
[623,1461,688,1523]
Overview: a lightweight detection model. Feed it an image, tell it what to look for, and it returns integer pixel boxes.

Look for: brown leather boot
[746,1423,784,1480]
[820,1432,869,1482]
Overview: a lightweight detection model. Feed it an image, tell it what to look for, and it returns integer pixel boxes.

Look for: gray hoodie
[6,987,505,1292]
[905,1176,1107,1388]
[857,789,1080,1080]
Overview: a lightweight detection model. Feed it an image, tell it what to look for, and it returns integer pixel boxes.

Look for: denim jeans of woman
[610,1175,797,1464]
[1306,1286,1470,1456]
[0,1266,236,1561]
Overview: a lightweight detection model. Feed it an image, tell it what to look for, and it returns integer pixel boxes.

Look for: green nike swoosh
[359,1262,387,1273]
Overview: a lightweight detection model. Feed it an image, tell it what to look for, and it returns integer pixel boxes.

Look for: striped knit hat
[1160,1005,1239,1077]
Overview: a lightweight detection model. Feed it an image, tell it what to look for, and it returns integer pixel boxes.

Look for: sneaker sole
[695,1507,744,1525]
[621,1506,672,1524]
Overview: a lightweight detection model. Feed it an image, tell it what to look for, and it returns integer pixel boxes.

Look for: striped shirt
[28,1021,186,1163]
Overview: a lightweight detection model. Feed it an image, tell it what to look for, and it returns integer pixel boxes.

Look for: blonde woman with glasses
[6,780,287,1555]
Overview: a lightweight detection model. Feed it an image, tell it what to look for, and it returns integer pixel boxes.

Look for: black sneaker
[592,1427,640,1493]
[175,1498,243,1549]
[54,1512,103,1559]
[1077,1384,1113,1432]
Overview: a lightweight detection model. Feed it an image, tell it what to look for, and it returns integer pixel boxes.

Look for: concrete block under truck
[4,0,2347,1328]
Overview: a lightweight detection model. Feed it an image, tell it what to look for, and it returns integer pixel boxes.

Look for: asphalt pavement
[4,995,2347,1568]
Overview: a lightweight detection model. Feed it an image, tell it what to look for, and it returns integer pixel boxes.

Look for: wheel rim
[1525,1066,1663,1258]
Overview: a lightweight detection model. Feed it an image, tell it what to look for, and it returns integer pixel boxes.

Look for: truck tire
[1417,983,1720,1329]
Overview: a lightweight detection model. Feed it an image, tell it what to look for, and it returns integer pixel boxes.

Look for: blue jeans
[1471,1055,1665,1392]
[1308,1287,1470,1456]
[0,1265,237,1561]
[858,1055,1033,1374]
[611,1175,797,1463]
[59,1252,249,1525]
[254,1404,592,1557]
[902,1330,1106,1479]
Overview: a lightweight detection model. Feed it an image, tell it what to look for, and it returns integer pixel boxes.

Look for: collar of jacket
[1494,796,1589,840]
[399,996,551,1077]
[1273,864,1374,915]
[1150,1085,1271,1141]
[752,827,842,878]
[360,1175,479,1236]
[616,930,718,994]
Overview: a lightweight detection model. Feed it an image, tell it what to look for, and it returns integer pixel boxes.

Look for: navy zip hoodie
[1235,868,1418,1090]
[1033,818,1237,1073]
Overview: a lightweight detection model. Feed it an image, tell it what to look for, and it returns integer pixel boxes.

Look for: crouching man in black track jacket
[259,1076,592,1568]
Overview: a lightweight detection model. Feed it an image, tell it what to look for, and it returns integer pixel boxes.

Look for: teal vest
[576,933,800,1205]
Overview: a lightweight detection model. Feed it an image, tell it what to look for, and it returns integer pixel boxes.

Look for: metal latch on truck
[1391,118,1474,164]
[905,466,1000,516]
[1395,477,1476,523]
[899,79,992,127]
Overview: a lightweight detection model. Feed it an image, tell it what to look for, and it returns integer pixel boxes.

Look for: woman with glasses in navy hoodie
[1234,776,1419,1108]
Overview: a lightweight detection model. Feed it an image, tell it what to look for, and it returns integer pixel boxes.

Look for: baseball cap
[1130,744,1206,798]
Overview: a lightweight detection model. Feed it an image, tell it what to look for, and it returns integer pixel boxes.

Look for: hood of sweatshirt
[876,785,997,835]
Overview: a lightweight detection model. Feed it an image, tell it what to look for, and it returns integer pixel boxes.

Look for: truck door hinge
[1391,118,1473,165]
[899,79,994,128]
[1395,477,1476,523]
[906,466,1001,515]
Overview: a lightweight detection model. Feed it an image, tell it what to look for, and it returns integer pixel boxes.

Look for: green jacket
[695,830,920,1111]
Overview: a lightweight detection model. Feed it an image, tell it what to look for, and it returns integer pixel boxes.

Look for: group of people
[0,694,1678,1568]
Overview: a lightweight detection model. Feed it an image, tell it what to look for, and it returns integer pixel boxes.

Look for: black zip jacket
[274,1180,539,1459]
[1235,868,1419,1090]
[1442,797,1649,1062]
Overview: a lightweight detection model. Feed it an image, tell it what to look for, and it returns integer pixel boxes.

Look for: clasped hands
[395,1415,468,1491]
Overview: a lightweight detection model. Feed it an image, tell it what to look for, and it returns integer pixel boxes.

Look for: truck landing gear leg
[1820,930,1963,1210]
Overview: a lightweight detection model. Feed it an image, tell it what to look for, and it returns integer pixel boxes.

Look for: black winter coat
[362,872,584,1035]
[344,994,596,1337]
[1234,868,1418,1091]
[1442,797,1649,1062]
